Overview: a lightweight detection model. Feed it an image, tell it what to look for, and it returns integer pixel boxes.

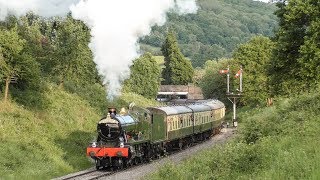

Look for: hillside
[147,90,320,179]
[140,0,278,67]
[0,84,160,179]
[0,85,100,179]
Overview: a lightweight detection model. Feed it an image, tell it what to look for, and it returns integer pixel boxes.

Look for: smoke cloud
[0,0,198,100]
[71,0,198,99]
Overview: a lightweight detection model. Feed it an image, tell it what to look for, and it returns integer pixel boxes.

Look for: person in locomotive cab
[120,107,126,115]
[110,112,115,119]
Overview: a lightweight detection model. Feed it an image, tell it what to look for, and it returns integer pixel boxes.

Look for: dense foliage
[200,58,237,106]
[233,36,275,106]
[201,36,274,107]
[141,0,278,67]
[123,53,161,99]
[270,0,320,95]
[51,15,98,87]
[161,31,194,85]
[0,14,103,110]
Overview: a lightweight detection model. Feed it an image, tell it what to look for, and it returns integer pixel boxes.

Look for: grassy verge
[0,85,100,179]
[0,84,159,179]
[146,91,320,179]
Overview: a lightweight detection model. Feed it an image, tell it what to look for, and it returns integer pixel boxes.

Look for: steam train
[86,99,225,169]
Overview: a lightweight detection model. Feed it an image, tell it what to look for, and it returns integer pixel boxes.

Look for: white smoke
[70,0,198,99]
[0,0,198,100]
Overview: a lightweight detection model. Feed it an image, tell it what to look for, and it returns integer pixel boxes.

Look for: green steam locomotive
[87,99,225,169]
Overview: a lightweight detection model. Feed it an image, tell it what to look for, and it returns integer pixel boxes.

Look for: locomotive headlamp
[91,142,97,148]
[119,137,124,148]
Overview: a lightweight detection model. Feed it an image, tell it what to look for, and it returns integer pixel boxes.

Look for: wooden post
[4,76,10,102]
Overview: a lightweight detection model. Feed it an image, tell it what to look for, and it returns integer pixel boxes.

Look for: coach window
[176,119,179,129]
[173,119,175,130]
[187,116,189,126]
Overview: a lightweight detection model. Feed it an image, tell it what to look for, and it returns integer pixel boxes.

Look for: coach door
[151,113,166,142]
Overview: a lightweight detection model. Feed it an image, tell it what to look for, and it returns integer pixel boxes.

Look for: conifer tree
[161,31,194,85]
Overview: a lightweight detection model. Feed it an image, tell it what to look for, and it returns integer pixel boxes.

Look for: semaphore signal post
[220,66,243,127]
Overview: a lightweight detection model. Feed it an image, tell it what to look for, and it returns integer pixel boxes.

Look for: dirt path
[99,127,237,180]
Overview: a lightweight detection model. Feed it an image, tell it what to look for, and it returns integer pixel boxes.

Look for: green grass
[146,91,320,179]
[0,85,100,179]
[0,83,160,179]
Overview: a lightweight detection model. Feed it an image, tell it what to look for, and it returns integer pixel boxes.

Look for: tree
[0,26,26,101]
[52,15,97,87]
[233,36,275,106]
[270,0,320,95]
[123,53,161,99]
[161,31,194,85]
[200,58,236,106]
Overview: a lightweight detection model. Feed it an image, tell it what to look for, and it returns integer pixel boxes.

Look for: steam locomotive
[86,99,225,169]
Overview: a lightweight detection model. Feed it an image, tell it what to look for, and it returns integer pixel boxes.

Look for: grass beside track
[0,86,100,179]
[0,84,160,179]
[146,91,320,179]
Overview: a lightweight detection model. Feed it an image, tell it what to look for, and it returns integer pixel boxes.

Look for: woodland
[140,0,278,67]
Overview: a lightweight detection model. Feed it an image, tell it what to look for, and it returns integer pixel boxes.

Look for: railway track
[55,127,235,180]
[54,168,112,180]
[56,158,167,180]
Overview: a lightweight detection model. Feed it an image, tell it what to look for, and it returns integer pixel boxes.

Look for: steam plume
[0,0,198,100]
[71,0,198,99]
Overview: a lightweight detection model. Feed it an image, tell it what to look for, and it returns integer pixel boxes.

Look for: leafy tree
[0,26,26,101]
[270,0,320,95]
[52,15,97,87]
[200,58,237,107]
[233,36,275,106]
[161,31,194,85]
[123,53,161,99]
[297,7,320,89]
[0,20,45,108]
